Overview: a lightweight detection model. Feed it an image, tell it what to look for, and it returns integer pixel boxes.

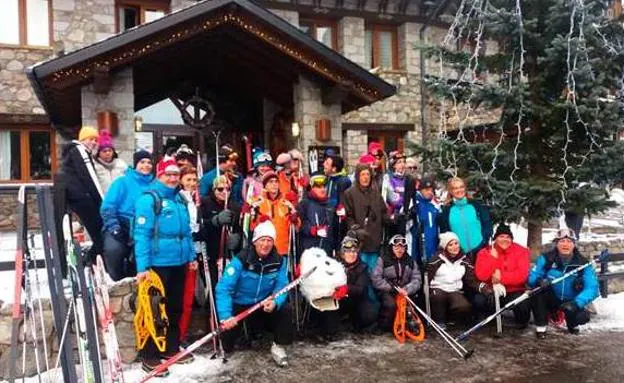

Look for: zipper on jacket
[255,264,264,302]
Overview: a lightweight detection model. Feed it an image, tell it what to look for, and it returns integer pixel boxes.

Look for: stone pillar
[343,130,368,171]
[398,22,421,74]
[268,9,299,28]
[81,69,135,164]
[338,17,366,67]
[293,76,342,173]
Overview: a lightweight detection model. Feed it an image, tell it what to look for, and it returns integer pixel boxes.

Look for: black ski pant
[430,289,472,324]
[221,303,293,353]
[473,291,530,326]
[378,292,417,331]
[68,198,103,264]
[532,287,590,329]
[102,231,135,281]
[340,296,378,331]
[139,265,186,360]
[310,307,341,336]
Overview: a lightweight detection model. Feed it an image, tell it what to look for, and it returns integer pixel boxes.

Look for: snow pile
[610,188,624,205]
[122,354,239,382]
[583,292,624,332]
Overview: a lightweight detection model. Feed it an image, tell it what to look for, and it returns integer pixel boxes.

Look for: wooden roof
[27,0,395,131]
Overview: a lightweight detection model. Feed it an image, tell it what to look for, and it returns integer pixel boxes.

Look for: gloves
[311,225,328,238]
[288,212,299,224]
[226,233,241,251]
[479,282,493,296]
[561,301,578,313]
[285,191,298,205]
[332,285,348,300]
[492,283,507,298]
[212,209,233,226]
[336,204,346,217]
[538,278,551,288]
[240,203,252,214]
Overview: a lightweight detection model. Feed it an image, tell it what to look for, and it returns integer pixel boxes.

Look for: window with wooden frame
[115,0,170,32]
[0,126,57,182]
[0,0,52,47]
[299,18,338,50]
[365,24,398,70]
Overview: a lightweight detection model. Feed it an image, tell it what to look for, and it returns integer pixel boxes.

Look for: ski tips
[463,349,475,360]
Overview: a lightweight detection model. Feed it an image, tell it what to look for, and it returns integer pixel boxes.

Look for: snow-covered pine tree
[416,0,624,253]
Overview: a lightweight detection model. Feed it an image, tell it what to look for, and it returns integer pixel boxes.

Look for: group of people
[57,127,601,377]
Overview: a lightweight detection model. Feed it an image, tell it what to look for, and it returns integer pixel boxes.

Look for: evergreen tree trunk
[527,219,543,259]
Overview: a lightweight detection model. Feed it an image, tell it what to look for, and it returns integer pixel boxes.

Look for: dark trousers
[103,231,135,281]
[221,303,293,353]
[139,265,186,359]
[378,292,417,331]
[340,296,378,331]
[532,288,590,329]
[430,289,472,323]
[310,308,341,336]
[473,291,530,325]
[68,198,103,263]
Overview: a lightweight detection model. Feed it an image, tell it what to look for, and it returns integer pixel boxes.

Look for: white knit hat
[252,220,276,243]
[439,231,460,250]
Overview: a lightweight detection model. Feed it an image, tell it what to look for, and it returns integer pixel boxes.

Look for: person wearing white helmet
[216,219,293,366]
[528,228,599,338]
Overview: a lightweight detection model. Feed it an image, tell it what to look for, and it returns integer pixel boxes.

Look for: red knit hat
[156,158,180,178]
[358,153,375,165]
[262,170,279,186]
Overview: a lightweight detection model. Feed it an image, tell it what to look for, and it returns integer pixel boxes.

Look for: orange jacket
[249,191,300,255]
[277,171,308,203]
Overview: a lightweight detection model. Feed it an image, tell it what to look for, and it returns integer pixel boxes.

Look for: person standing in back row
[438,177,492,261]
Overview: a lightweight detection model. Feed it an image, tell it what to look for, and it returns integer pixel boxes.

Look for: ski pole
[397,287,473,359]
[140,266,318,382]
[455,258,603,342]
[494,290,502,336]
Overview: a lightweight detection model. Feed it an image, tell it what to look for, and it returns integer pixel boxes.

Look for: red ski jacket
[475,242,529,293]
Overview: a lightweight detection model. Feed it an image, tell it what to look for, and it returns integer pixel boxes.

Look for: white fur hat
[439,231,460,250]
[252,220,276,242]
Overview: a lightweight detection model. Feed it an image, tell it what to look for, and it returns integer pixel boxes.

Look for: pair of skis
[9,185,50,383]
[62,214,126,383]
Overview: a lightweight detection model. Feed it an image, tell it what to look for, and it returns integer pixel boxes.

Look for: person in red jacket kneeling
[474,224,531,330]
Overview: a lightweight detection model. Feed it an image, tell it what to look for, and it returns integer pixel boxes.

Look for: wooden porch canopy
[27,0,395,133]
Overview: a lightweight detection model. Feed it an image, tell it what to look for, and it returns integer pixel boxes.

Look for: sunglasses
[215,187,231,192]
[408,166,418,170]
[389,237,407,246]
[310,176,327,187]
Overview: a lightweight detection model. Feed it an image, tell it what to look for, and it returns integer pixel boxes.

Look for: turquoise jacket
[215,248,288,320]
[528,249,599,309]
[100,167,154,233]
[133,180,195,272]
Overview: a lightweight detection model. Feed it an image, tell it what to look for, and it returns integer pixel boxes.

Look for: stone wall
[0,193,41,231]
[53,0,115,54]
[0,48,50,115]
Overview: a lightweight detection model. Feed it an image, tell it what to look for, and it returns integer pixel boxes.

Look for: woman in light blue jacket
[134,158,196,375]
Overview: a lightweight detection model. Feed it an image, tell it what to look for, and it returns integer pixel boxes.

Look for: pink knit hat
[358,153,376,165]
[97,130,114,151]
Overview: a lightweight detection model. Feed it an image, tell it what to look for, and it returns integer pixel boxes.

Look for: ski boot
[271,342,288,367]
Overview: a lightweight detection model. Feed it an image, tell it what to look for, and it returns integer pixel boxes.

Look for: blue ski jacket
[410,192,440,262]
[215,247,288,320]
[100,167,153,233]
[133,180,195,272]
[528,249,599,309]
[326,170,351,208]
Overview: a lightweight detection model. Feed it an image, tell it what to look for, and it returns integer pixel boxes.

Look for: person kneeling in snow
[528,228,599,338]
[338,236,378,332]
[427,232,479,327]
[216,220,292,367]
[371,234,421,332]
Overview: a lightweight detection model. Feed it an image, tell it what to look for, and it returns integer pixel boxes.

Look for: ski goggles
[389,235,407,247]
[310,174,327,187]
[341,237,359,250]
[554,228,577,242]
[255,152,273,164]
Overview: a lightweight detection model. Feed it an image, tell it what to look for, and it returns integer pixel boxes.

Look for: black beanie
[493,224,513,240]
[133,149,152,167]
